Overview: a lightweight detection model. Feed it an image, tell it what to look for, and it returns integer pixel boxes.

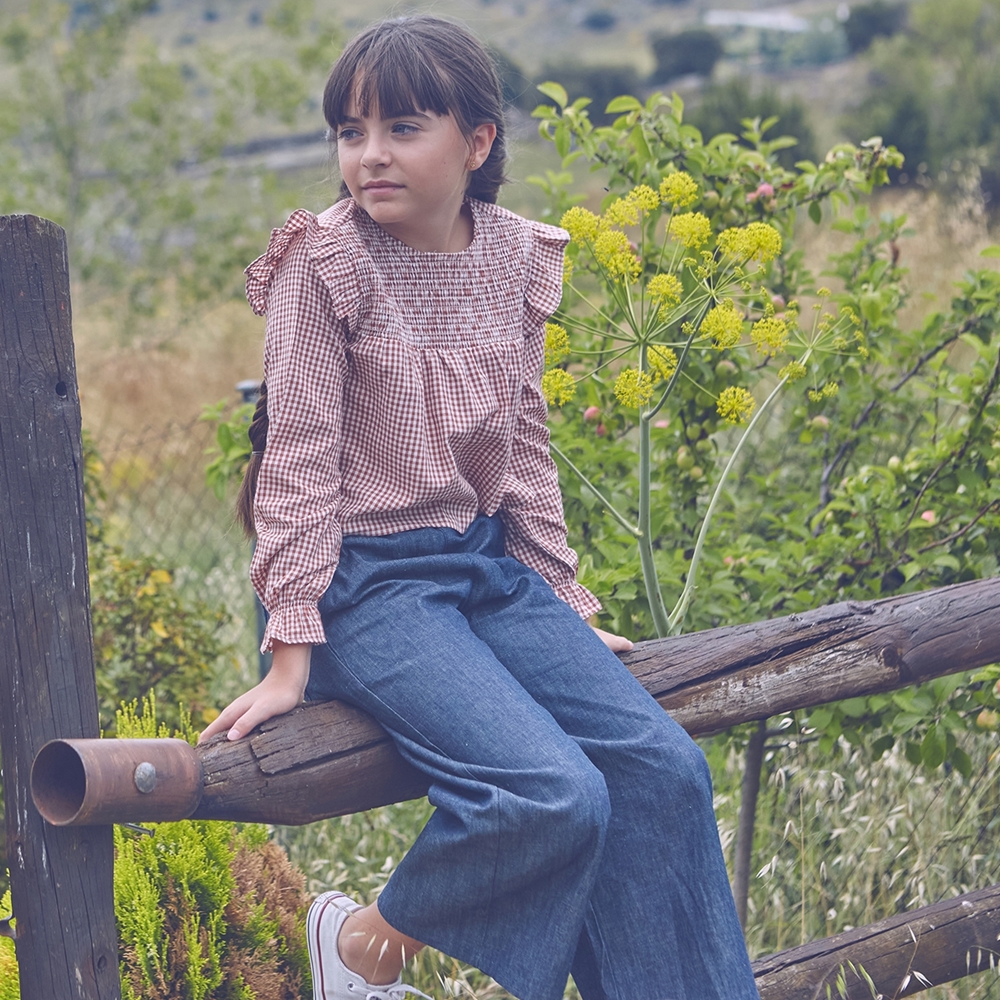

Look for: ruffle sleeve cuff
[553,580,603,619]
[260,601,327,653]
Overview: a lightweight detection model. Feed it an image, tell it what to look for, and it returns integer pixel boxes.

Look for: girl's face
[336,95,496,252]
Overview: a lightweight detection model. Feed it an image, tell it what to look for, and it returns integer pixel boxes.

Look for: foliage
[0,0,339,331]
[114,696,311,1000]
[530,84,900,636]
[530,85,1000,779]
[539,64,642,126]
[846,0,1000,186]
[842,0,908,54]
[202,399,256,501]
[0,892,16,1000]
[649,29,724,82]
[687,79,818,168]
[85,434,235,732]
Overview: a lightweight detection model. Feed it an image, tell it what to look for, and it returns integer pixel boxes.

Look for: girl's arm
[198,641,310,742]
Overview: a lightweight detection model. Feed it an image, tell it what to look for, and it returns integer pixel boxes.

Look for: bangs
[325,26,463,126]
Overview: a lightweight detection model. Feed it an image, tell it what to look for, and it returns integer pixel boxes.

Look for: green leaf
[871,734,895,757]
[808,200,822,224]
[605,95,642,114]
[808,707,834,730]
[554,122,571,159]
[921,726,946,768]
[536,81,568,109]
[904,740,922,765]
[980,245,1000,258]
[951,746,973,779]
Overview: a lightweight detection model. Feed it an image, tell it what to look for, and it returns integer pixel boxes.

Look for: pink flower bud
[756,182,774,199]
[920,510,937,525]
[583,406,601,422]
[723,555,735,566]
[772,294,786,309]
[653,419,670,429]
[595,423,607,437]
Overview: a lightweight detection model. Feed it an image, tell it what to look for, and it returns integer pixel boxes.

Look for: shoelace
[364,984,433,1000]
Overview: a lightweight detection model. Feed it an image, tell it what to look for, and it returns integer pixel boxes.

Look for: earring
[468,157,478,170]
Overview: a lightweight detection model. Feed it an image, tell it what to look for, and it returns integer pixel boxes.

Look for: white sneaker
[308,891,431,1000]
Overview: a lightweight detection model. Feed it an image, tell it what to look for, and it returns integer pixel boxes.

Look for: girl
[200,16,759,1000]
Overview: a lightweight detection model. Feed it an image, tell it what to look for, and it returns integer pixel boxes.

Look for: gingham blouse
[245,197,601,651]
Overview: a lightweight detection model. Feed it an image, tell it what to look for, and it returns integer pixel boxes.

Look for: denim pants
[305,514,758,1000]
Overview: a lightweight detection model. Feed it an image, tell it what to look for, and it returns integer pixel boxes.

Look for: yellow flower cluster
[593,229,641,282]
[604,185,660,227]
[544,323,571,367]
[648,345,678,382]
[541,368,576,406]
[563,254,574,285]
[717,385,756,424]
[750,316,788,356]
[716,222,783,263]
[669,212,712,249]
[560,207,600,244]
[647,273,683,312]
[614,368,654,408]
[659,171,700,209]
[700,300,744,350]
[778,360,807,382]
[807,381,840,402]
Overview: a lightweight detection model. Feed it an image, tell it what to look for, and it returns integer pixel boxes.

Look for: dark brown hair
[237,18,507,536]
[323,15,508,203]
[236,381,268,536]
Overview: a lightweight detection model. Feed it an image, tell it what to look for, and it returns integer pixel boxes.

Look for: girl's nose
[360,135,391,169]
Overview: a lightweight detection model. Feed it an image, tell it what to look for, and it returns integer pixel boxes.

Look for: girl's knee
[533,757,610,853]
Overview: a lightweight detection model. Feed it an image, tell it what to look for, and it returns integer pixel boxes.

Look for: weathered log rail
[184,576,1000,825]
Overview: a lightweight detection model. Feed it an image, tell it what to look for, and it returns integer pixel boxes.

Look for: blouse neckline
[353,198,483,258]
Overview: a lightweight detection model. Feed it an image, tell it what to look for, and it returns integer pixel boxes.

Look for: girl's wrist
[268,641,311,696]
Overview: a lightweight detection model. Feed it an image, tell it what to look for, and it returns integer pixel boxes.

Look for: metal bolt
[134,762,157,794]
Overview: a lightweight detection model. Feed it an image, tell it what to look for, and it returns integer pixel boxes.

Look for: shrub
[843,0,907,53]
[688,78,818,167]
[650,28,723,82]
[538,64,642,125]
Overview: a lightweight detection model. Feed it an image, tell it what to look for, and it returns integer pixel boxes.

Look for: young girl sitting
[200,16,759,1000]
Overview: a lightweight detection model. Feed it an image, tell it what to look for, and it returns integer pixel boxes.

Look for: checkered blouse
[245,197,601,652]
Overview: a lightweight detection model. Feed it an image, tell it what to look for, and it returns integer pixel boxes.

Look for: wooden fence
[3,214,1000,1000]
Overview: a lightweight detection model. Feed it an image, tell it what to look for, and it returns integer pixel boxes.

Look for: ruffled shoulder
[523,218,570,322]
[244,201,366,322]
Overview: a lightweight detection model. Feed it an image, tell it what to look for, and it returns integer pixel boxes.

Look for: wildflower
[560,206,600,244]
[629,184,661,213]
[817,287,832,297]
[700,300,744,350]
[544,323,571,367]
[779,360,807,382]
[541,369,576,406]
[920,510,937,525]
[748,182,774,201]
[647,273,683,313]
[659,172,700,209]
[614,368,654,408]
[716,222,783,263]
[583,405,601,422]
[648,345,679,382]
[593,229,641,282]
[750,316,788,356]
[717,385,756,424]
[669,212,712,249]
[807,381,839,402]
[563,254,574,285]
[604,197,638,228]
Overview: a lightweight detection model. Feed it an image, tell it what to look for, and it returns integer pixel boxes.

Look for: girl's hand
[591,625,633,653]
[198,641,311,743]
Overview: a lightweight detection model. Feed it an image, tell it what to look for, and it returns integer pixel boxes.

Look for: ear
[466,122,498,171]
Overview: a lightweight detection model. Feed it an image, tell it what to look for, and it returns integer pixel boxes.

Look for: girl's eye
[337,128,361,141]
[391,122,419,135]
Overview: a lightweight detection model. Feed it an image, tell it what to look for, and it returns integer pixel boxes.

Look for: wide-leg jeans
[305,514,759,1000]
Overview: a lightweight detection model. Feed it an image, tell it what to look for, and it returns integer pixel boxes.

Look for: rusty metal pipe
[31,738,203,826]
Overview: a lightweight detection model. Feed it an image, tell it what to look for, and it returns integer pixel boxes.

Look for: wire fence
[86,414,262,685]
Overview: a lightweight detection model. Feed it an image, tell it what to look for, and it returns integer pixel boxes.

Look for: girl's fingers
[591,626,634,653]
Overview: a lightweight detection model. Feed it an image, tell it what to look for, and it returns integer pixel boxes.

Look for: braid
[236,381,268,537]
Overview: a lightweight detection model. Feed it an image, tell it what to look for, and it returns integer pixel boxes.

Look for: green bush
[843,0,907,53]
[650,29,723,82]
[538,64,642,125]
[688,78,818,168]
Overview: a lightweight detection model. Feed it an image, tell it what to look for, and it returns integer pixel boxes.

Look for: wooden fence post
[0,215,120,999]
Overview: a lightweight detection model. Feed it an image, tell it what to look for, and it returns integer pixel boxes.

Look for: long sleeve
[246,215,348,651]
[498,224,602,619]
